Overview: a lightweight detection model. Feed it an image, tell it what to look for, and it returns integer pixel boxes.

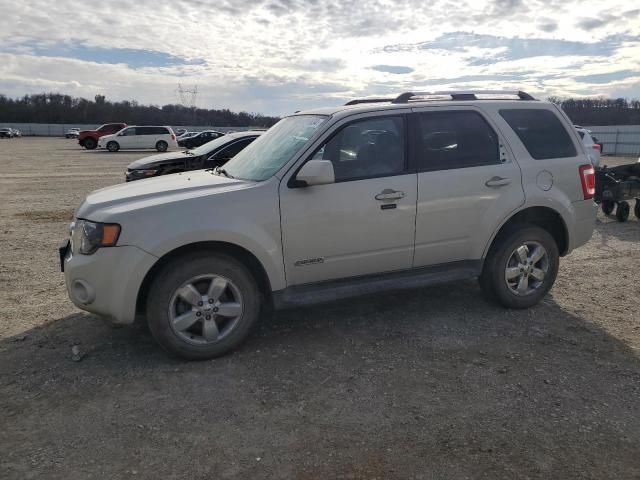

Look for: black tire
[601,200,615,215]
[479,226,559,309]
[83,137,97,149]
[107,141,120,152]
[146,252,261,360]
[615,201,630,222]
[634,200,640,219]
[156,140,168,152]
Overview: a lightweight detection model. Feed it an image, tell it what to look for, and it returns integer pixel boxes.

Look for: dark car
[177,130,225,149]
[125,130,262,181]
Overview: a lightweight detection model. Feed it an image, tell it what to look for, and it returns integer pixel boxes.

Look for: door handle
[375,189,405,201]
[485,176,511,187]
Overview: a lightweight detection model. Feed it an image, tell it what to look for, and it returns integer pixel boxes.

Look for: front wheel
[107,141,120,152]
[146,253,261,360]
[156,140,168,152]
[601,200,615,215]
[479,226,559,309]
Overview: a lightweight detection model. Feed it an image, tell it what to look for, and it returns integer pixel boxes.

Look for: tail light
[592,144,601,152]
[579,164,595,200]
[171,133,176,140]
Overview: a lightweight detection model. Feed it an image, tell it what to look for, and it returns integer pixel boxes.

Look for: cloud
[370,65,414,74]
[0,0,638,115]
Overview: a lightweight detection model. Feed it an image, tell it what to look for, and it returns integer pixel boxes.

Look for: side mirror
[295,160,335,187]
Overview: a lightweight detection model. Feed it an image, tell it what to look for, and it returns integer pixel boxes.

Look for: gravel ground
[1,137,639,479]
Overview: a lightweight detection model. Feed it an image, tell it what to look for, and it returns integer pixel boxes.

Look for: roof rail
[344,98,395,106]
[391,90,536,103]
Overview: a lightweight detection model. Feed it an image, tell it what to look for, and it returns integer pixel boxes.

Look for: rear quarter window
[500,109,577,160]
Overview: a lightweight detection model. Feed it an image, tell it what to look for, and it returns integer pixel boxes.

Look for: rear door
[411,107,525,267]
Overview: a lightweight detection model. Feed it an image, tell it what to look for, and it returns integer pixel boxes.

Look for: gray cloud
[371,65,414,74]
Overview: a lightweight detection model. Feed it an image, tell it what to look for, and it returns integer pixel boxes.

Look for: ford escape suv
[60,90,597,360]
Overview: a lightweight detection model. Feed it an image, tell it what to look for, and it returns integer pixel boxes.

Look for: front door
[280,115,417,286]
[411,107,525,267]
[118,127,139,149]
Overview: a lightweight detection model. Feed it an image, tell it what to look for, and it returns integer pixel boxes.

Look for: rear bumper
[567,200,598,253]
[63,244,158,324]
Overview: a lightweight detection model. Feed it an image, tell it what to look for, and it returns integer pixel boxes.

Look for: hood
[98,133,116,142]
[76,169,250,220]
[128,151,191,170]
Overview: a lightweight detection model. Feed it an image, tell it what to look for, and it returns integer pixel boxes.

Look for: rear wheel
[107,141,120,152]
[83,137,97,149]
[156,140,168,152]
[615,201,630,222]
[146,253,261,360]
[479,226,559,309]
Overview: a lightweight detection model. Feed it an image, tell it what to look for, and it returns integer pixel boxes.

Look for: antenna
[175,83,199,108]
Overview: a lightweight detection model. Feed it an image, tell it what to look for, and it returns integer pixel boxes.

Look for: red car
[78,123,126,149]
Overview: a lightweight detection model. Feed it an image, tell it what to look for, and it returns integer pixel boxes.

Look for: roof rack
[392,90,536,103]
[344,98,396,106]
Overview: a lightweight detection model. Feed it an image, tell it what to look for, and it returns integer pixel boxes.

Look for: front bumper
[61,242,158,324]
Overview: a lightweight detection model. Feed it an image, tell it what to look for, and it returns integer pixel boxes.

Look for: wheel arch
[484,206,569,259]
[136,241,273,318]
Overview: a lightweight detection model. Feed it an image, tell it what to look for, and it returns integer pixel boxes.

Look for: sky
[0,0,639,116]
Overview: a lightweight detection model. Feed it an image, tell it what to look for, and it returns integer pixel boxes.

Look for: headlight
[132,169,158,177]
[71,220,121,255]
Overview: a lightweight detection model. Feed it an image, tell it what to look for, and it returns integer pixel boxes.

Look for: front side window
[309,116,405,182]
[500,109,577,160]
[415,111,499,171]
[121,127,136,136]
[223,115,327,181]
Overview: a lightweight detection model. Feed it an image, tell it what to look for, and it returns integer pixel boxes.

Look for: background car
[98,125,178,152]
[175,128,188,137]
[11,128,22,137]
[177,130,225,149]
[0,128,14,138]
[176,131,198,141]
[65,128,80,139]
[78,123,127,149]
[575,125,602,167]
[125,130,262,181]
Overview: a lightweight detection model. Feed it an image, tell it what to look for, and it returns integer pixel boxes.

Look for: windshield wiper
[183,150,194,155]
[215,166,234,178]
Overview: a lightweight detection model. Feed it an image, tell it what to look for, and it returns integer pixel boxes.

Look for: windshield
[222,115,327,181]
[190,135,235,156]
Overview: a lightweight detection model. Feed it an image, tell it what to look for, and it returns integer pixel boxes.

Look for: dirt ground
[1,137,639,479]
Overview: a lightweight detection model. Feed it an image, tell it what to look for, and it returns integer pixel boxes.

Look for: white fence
[583,125,640,156]
[0,123,257,137]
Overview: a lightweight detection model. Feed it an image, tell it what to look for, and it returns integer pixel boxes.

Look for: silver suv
[60,90,597,359]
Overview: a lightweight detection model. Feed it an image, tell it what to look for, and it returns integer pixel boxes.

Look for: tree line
[0,93,280,127]
[548,97,640,126]
[1,92,639,127]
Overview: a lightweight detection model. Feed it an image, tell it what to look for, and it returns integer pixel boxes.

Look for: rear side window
[500,109,577,159]
[415,111,499,171]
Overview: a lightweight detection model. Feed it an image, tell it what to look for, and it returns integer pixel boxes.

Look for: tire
[146,252,261,360]
[83,137,97,150]
[156,140,168,152]
[615,201,630,222]
[479,226,559,309]
[634,200,640,219]
[107,141,120,152]
[601,200,615,215]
